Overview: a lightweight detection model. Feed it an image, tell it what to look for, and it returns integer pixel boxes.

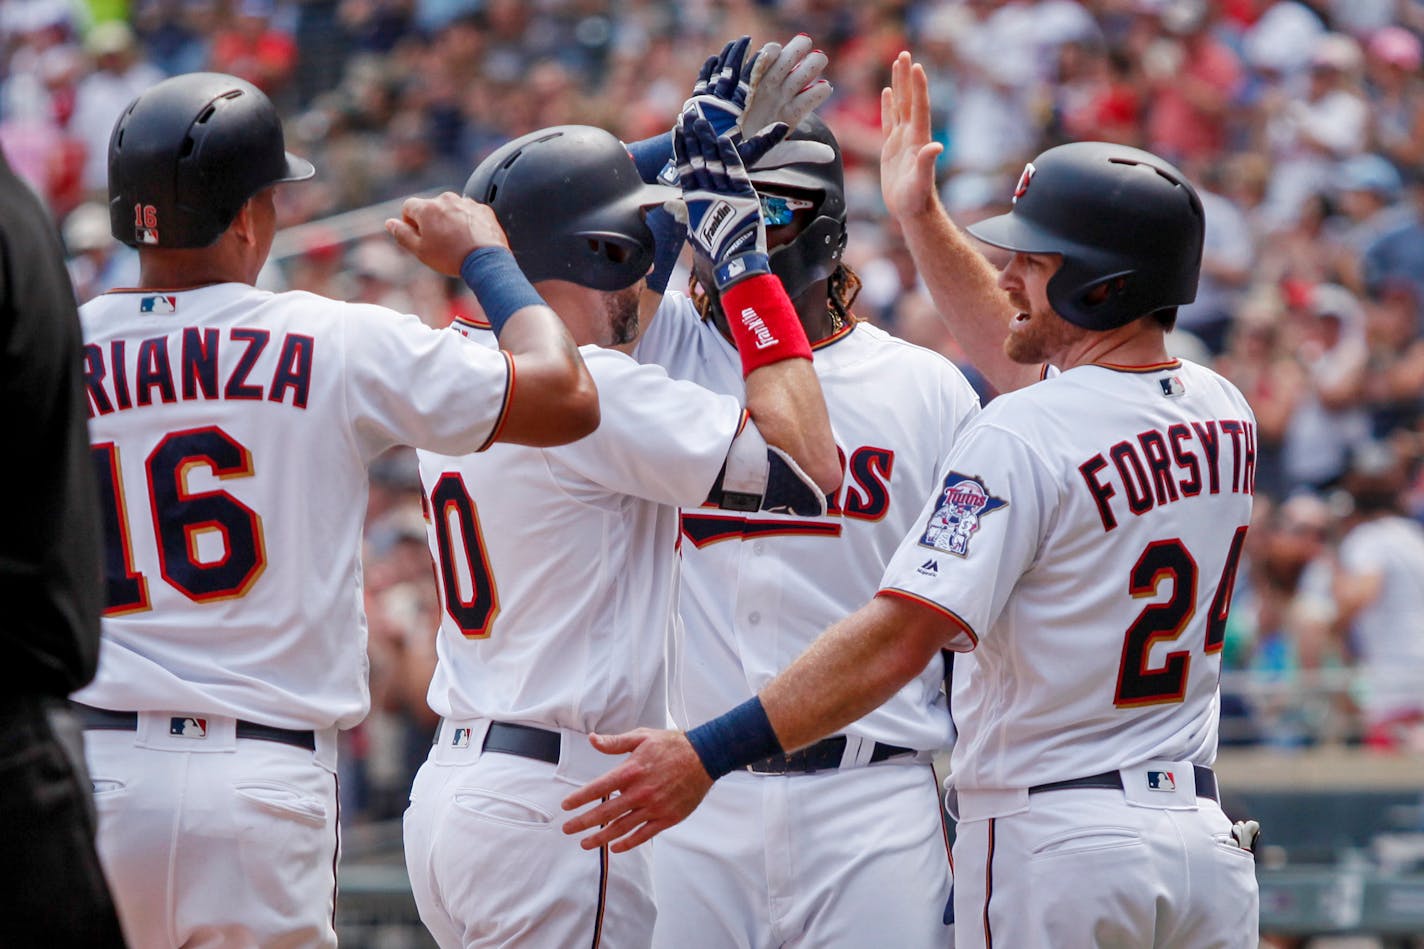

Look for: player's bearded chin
[606,285,640,345]
[1004,304,1081,365]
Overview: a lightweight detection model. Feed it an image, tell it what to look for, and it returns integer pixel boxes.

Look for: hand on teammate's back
[386,192,510,277]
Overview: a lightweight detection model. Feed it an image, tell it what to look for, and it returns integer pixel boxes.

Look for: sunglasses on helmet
[758,193,815,226]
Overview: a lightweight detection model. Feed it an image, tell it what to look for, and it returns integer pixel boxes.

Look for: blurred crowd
[5,0,1424,821]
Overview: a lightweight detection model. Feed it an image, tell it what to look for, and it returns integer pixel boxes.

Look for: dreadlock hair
[689,261,863,336]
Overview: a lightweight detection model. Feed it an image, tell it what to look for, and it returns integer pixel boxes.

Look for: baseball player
[564,53,1262,949]
[401,109,841,947]
[595,36,980,948]
[72,72,598,947]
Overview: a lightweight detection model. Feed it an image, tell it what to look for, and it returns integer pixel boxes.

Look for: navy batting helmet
[464,126,679,292]
[743,113,847,300]
[108,72,314,249]
[967,142,1205,331]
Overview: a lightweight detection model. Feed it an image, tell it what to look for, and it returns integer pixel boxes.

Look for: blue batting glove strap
[459,246,546,337]
[714,251,771,291]
[685,696,784,780]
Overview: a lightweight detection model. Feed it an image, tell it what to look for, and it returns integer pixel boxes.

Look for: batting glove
[674,110,768,292]
[740,35,832,142]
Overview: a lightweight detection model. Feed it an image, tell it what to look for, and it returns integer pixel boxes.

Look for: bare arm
[387,193,599,447]
[881,53,1039,394]
[741,342,842,494]
[558,594,953,851]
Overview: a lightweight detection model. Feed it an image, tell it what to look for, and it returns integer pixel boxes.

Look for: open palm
[880,53,943,221]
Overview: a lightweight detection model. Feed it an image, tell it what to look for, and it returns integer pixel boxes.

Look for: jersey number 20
[1114,527,1248,707]
[92,427,267,614]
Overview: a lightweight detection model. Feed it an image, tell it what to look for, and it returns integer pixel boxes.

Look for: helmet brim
[279,152,316,183]
[965,210,1061,256]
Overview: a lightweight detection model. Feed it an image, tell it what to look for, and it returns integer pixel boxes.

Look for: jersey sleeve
[878,420,1055,651]
[338,306,512,460]
[552,348,743,506]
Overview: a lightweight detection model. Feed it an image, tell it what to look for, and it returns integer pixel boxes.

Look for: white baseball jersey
[1337,515,1424,722]
[416,317,744,734]
[636,293,981,751]
[74,284,513,731]
[636,292,978,949]
[881,358,1257,792]
[406,315,747,949]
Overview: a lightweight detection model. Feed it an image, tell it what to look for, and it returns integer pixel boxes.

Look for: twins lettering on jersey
[82,327,315,417]
[1079,418,1256,532]
[681,445,894,547]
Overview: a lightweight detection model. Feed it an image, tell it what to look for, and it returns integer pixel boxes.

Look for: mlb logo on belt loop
[1147,770,1176,792]
[170,717,208,738]
[452,727,472,748]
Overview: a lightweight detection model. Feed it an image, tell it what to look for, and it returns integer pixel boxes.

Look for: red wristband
[721,274,813,377]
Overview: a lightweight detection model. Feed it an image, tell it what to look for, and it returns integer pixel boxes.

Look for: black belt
[74,703,316,752]
[1030,764,1218,802]
[747,735,917,775]
[436,721,564,764]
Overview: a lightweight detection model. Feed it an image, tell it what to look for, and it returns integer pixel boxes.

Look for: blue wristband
[459,247,546,336]
[685,696,784,780]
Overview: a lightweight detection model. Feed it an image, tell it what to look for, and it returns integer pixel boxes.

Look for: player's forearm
[743,358,841,494]
[495,308,600,446]
[758,594,946,753]
[897,204,1039,394]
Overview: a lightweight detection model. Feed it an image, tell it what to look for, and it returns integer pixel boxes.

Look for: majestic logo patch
[140,295,177,314]
[1160,376,1186,398]
[1147,770,1176,792]
[1012,162,1036,203]
[918,472,1007,557]
[918,559,940,576]
[170,716,207,738]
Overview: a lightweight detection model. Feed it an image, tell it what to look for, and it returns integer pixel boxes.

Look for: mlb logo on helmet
[1147,770,1176,792]
[170,717,208,738]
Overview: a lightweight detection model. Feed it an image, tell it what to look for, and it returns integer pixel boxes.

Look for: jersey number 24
[1114,527,1248,707]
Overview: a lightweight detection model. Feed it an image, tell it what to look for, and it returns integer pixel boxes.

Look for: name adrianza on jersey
[1079,419,1255,532]
[83,328,314,417]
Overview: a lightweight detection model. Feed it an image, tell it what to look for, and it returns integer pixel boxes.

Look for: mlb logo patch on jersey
[140,295,177,314]
[918,472,1007,557]
[1147,770,1176,792]
[451,727,473,748]
[170,716,208,738]
[1159,376,1186,398]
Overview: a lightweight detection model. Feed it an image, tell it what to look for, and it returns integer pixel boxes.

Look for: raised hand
[741,35,831,142]
[880,52,943,222]
[385,192,509,277]
[674,110,769,291]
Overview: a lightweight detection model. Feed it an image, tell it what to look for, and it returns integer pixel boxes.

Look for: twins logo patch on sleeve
[917,471,1007,557]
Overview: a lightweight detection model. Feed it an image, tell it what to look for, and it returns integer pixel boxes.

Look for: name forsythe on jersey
[1079,417,1256,532]
[83,326,315,417]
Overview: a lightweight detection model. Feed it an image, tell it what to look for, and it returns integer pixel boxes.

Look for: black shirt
[0,151,104,696]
